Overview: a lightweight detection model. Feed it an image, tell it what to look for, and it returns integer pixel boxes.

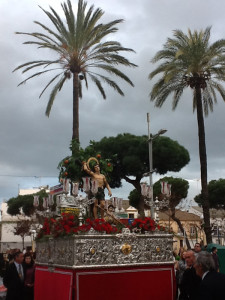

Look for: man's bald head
[185,250,196,267]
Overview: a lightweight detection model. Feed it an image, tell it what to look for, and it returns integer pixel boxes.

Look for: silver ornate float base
[36,229,174,269]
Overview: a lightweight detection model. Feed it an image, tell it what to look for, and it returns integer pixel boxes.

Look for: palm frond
[193,89,197,113]
[14,0,136,135]
[207,82,217,103]
[17,69,59,86]
[33,21,64,44]
[202,26,211,44]
[92,64,134,86]
[78,80,82,99]
[16,31,60,47]
[61,0,76,37]
[83,72,88,89]
[202,88,213,116]
[150,78,179,107]
[151,49,176,63]
[13,60,54,72]
[22,61,60,74]
[87,52,137,67]
[40,5,69,41]
[172,84,185,110]
[210,80,225,102]
[39,73,62,98]
[88,73,106,98]
[149,26,225,116]
[89,71,124,96]
[45,76,67,117]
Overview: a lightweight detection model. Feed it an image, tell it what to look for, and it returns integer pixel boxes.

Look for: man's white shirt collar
[202,271,209,280]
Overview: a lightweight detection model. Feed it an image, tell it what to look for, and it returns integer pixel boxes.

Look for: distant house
[190,206,225,246]
[19,188,43,196]
[0,187,48,252]
[158,209,206,252]
[125,206,138,219]
[0,202,32,252]
[106,199,151,219]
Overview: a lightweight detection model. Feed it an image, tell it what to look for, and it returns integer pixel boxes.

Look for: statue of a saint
[83,160,112,219]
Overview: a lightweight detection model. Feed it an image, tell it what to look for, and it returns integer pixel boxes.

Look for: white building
[189,206,225,246]
[0,187,48,252]
[0,202,32,252]
[19,185,49,196]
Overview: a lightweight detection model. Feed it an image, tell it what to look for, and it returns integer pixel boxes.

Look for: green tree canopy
[7,189,49,216]
[87,133,190,188]
[59,134,189,216]
[128,189,140,209]
[154,176,190,247]
[154,176,189,209]
[14,0,137,141]
[129,176,189,211]
[195,178,225,209]
[58,139,114,184]
[59,134,190,188]
[129,176,191,247]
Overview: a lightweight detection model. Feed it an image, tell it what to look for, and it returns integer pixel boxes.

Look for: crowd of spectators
[175,243,225,300]
[0,243,224,300]
[0,248,35,300]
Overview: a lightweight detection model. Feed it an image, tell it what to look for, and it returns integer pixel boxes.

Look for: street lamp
[147,113,167,218]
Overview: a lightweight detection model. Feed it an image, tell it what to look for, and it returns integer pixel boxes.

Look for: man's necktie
[18,264,23,281]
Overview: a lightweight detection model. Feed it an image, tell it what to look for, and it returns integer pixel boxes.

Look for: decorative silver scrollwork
[36,232,173,268]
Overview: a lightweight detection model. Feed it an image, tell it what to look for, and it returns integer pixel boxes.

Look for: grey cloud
[1,0,225,202]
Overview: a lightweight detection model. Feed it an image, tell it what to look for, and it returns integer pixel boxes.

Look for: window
[212,226,218,236]
[190,226,196,236]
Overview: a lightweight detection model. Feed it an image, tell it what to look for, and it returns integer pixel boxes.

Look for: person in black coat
[23,253,35,300]
[194,251,225,300]
[0,253,9,278]
[211,246,219,272]
[179,250,201,300]
[3,250,24,300]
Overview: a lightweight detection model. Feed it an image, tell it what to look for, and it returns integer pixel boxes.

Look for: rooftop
[159,209,202,221]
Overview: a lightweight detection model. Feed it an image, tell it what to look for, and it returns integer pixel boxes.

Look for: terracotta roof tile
[158,209,201,221]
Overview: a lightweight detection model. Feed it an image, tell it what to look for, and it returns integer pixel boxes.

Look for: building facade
[190,206,225,246]
[0,202,32,252]
[158,209,206,253]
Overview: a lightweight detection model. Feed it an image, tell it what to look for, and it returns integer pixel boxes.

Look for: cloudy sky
[0,0,225,204]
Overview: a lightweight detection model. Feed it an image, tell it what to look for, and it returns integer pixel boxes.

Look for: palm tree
[149,27,225,244]
[14,0,136,142]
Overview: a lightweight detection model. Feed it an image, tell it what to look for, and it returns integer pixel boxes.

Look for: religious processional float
[34,156,176,300]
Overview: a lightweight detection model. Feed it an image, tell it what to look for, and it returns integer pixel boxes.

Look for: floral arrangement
[36,213,167,240]
[130,217,157,233]
[77,218,119,234]
[129,217,166,233]
[37,213,120,239]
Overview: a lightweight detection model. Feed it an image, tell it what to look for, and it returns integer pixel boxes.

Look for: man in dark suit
[194,251,225,300]
[3,250,24,300]
[179,250,201,300]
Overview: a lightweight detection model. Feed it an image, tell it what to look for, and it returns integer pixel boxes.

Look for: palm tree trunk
[72,73,79,142]
[195,86,212,244]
